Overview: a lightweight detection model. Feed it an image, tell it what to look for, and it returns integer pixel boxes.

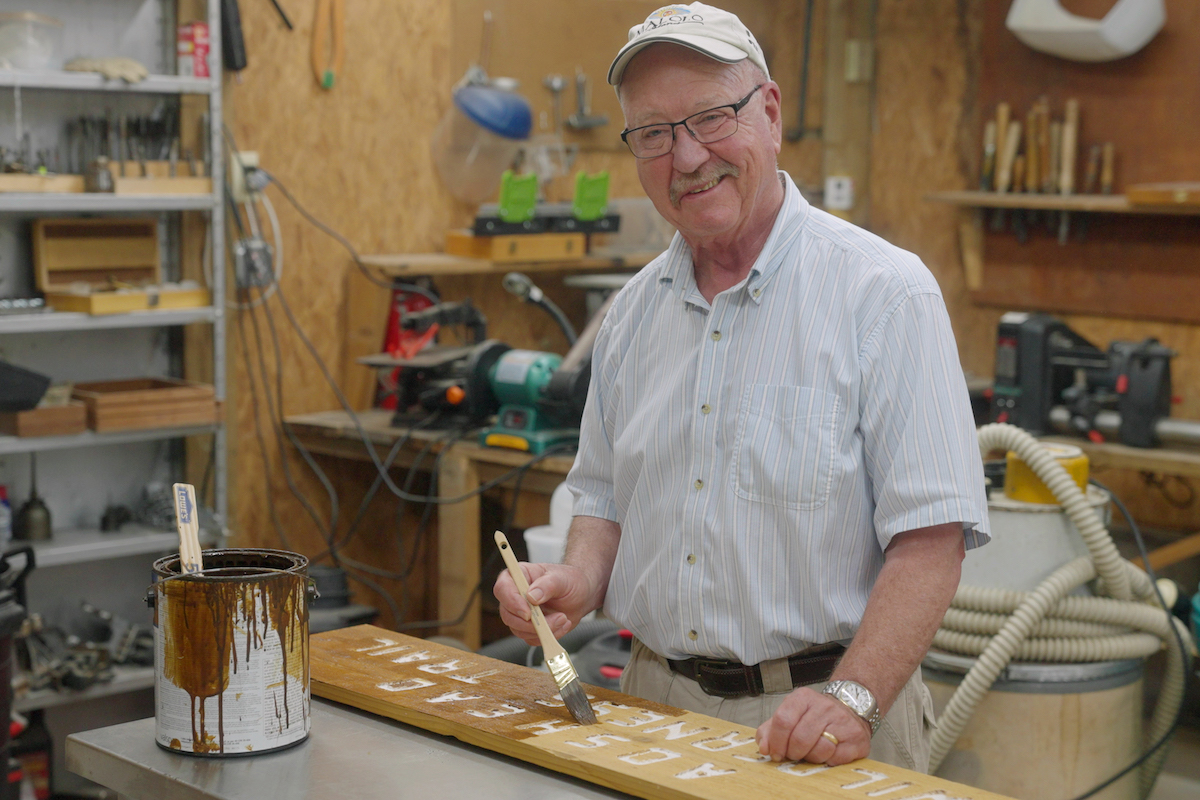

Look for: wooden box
[72,378,218,433]
[0,402,88,438]
[0,174,86,194]
[445,229,586,263]
[33,218,210,314]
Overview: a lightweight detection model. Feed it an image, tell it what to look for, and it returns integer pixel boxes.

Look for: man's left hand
[755,687,871,765]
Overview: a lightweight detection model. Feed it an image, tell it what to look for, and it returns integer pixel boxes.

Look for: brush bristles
[546,652,598,725]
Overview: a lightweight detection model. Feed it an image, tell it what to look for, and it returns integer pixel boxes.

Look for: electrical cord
[1064,478,1193,800]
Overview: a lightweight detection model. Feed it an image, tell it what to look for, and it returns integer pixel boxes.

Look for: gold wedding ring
[821,730,840,746]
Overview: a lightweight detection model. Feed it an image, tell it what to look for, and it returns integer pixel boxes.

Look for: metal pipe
[1048,407,1200,447]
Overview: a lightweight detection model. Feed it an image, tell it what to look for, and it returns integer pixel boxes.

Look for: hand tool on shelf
[1057,98,1079,245]
[990,103,1011,230]
[1011,155,1028,243]
[1046,119,1062,233]
[991,119,1022,232]
[1076,144,1102,241]
[172,483,203,575]
[495,531,597,725]
[1100,142,1115,195]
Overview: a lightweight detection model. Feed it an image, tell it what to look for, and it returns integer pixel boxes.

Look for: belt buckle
[692,658,756,699]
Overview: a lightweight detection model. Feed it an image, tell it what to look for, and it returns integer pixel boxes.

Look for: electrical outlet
[229,151,260,202]
[234,238,275,289]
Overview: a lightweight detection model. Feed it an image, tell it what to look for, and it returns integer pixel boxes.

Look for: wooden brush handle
[495,531,566,660]
[173,482,203,575]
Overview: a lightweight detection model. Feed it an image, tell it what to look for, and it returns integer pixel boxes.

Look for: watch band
[822,680,882,735]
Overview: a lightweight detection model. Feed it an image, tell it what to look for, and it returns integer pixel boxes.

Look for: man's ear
[762,81,784,154]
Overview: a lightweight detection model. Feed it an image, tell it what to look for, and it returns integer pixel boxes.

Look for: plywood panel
[312,625,1019,800]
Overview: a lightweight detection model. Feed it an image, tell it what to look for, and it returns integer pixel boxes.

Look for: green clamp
[498,170,539,223]
[573,171,610,221]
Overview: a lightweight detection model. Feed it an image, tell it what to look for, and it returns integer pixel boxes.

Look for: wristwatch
[823,680,882,735]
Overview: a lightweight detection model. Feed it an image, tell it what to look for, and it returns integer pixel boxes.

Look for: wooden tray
[72,378,217,433]
[0,402,87,438]
[44,286,211,315]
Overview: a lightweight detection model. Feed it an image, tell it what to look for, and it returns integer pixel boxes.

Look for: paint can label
[154,576,309,755]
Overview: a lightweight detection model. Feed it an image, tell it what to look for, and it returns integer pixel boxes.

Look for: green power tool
[480,349,579,454]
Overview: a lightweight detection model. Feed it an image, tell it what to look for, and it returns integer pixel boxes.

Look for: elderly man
[494,3,988,773]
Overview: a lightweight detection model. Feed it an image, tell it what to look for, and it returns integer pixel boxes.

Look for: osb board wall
[970,0,1200,324]
[869,0,1200,532]
[220,0,824,626]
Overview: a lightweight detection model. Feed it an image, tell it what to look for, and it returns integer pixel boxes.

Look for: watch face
[842,683,870,712]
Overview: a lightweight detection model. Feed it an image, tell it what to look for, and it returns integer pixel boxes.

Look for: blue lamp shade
[453,85,532,140]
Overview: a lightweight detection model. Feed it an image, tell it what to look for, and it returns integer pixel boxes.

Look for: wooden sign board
[312,626,1015,800]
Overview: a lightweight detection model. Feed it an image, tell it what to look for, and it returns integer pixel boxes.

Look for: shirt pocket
[731,384,840,510]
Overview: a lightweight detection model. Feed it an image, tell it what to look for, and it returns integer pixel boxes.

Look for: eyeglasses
[621,85,764,159]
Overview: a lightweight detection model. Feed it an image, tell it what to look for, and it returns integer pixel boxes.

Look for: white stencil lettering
[617,748,682,766]
[514,720,580,736]
[892,793,970,800]
[644,721,711,740]
[608,709,667,727]
[449,670,499,685]
[466,703,525,719]
[732,753,772,764]
[419,659,465,674]
[867,784,913,797]
[676,763,737,780]
[378,678,435,692]
[842,768,890,790]
[564,734,632,749]
[692,731,757,751]
[425,691,483,704]
[777,762,831,776]
[392,650,434,664]
[354,638,400,652]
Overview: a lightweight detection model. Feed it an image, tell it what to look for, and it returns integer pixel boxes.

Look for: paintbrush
[495,531,597,725]
[173,482,203,575]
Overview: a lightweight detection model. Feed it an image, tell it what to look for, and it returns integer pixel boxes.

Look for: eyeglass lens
[628,107,738,157]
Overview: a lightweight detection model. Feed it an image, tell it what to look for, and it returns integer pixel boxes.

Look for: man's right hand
[493,562,598,645]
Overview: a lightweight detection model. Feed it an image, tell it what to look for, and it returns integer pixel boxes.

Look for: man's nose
[671,127,711,173]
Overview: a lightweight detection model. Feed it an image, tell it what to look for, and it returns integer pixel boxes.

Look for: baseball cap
[607,3,770,86]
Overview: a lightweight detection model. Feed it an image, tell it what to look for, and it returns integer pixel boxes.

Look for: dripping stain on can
[152,549,313,756]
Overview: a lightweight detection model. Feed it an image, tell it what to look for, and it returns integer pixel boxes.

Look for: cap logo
[650,5,693,17]
[638,12,704,35]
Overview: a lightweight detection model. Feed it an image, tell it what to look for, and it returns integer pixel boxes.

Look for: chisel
[1058,98,1079,245]
[495,531,598,725]
[1077,144,1102,241]
[979,120,996,190]
[992,120,1022,232]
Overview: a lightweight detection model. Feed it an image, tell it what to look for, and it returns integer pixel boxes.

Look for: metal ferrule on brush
[545,652,578,686]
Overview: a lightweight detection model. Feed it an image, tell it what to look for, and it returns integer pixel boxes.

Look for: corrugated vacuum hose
[930,423,1193,798]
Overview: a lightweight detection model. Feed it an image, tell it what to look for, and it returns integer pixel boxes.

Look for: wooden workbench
[287,409,576,648]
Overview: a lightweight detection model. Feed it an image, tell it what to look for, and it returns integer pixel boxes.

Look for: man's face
[618,44,783,244]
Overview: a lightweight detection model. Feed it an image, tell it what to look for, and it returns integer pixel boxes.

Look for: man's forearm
[830,522,965,714]
[563,515,622,613]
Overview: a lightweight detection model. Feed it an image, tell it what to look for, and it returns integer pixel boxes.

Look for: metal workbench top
[66,698,629,800]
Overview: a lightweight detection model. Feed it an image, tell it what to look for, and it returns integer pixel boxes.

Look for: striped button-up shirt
[565,172,989,664]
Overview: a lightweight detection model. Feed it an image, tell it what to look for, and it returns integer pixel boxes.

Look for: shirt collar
[657,172,811,307]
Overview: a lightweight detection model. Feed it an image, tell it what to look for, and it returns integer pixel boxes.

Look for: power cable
[1064,478,1192,800]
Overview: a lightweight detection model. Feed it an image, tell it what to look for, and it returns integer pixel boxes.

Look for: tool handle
[1100,142,1115,195]
[495,531,566,660]
[995,120,1022,193]
[173,483,203,575]
[1060,99,1079,195]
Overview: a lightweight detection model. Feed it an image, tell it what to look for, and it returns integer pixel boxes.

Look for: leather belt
[666,642,846,699]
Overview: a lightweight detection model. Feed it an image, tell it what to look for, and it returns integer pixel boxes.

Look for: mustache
[669,162,740,206]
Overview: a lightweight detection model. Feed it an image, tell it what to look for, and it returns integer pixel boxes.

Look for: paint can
[151,548,312,756]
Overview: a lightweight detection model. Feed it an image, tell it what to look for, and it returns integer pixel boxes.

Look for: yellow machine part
[1004,443,1089,505]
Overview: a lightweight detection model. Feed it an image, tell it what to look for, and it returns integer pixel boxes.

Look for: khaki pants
[620,637,937,773]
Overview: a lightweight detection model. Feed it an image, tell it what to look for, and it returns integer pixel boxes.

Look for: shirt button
[700,403,711,414]
[694,479,703,490]
[753,288,762,297]
[711,330,721,341]
[686,554,696,565]
[688,629,698,641]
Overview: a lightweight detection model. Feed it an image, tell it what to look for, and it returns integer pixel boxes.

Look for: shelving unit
[927,190,1200,215]
[0,2,227,793]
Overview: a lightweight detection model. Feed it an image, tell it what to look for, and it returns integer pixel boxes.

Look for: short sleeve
[564,311,621,522]
[858,291,990,550]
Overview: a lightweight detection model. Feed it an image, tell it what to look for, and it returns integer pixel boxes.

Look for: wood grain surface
[312,625,1017,800]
